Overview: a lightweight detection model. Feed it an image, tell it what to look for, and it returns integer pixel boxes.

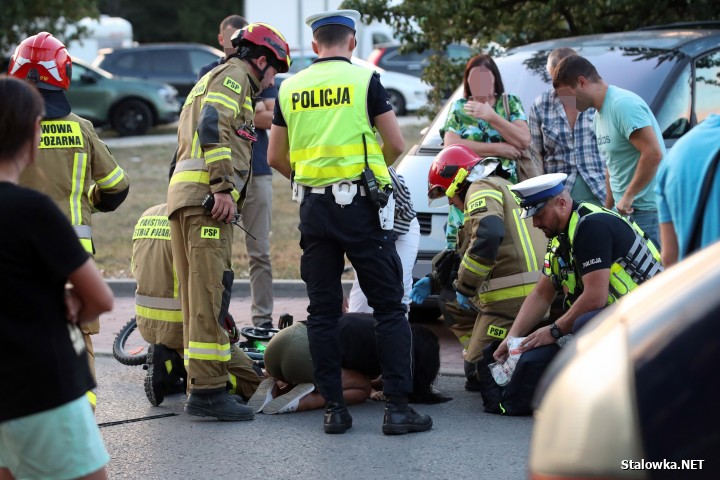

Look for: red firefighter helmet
[8,32,72,90]
[231,22,291,73]
[428,144,483,201]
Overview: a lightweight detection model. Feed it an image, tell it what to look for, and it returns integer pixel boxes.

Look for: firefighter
[414,144,546,390]
[166,22,290,421]
[8,32,130,409]
[131,204,262,407]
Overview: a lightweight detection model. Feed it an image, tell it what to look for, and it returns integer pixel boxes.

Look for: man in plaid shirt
[528,48,606,205]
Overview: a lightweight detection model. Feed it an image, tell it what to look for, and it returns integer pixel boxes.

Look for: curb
[107,279,352,298]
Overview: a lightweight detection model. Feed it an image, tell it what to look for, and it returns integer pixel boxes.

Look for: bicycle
[112,314,292,368]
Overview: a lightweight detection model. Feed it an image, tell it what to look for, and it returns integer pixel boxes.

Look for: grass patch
[93,123,425,279]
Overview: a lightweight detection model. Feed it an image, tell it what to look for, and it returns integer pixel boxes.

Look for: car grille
[416,213,433,235]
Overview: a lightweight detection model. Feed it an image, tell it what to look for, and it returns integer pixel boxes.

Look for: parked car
[366,42,474,78]
[529,240,720,479]
[69,57,179,136]
[93,43,223,104]
[275,53,431,115]
[396,25,720,315]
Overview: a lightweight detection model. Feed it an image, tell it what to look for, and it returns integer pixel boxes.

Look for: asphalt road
[97,355,533,479]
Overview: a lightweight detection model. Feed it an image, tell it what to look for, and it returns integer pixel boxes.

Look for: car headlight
[159,85,179,104]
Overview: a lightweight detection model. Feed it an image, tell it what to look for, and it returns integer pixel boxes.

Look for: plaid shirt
[529,90,606,202]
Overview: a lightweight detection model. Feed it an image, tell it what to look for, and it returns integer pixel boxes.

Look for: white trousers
[348,217,420,314]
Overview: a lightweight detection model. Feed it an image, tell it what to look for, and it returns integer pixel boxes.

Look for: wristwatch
[550,322,563,340]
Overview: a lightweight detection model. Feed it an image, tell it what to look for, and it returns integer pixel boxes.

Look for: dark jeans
[299,187,411,402]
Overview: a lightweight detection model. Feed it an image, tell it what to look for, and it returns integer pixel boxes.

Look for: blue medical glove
[456,292,472,310]
[410,277,432,304]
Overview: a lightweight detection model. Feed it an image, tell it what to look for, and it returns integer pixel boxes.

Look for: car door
[67,62,112,124]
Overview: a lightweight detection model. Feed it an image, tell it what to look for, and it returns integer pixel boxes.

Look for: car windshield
[420,45,683,148]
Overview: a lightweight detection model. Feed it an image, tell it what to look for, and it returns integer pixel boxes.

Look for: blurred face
[221,26,241,55]
[555,85,577,110]
[531,198,564,238]
[556,78,592,112]
[467,66,495,101]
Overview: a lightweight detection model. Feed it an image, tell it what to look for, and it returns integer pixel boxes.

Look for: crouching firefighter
[132,204,263,408]
[411,144,546,394]
[486,173,663,415]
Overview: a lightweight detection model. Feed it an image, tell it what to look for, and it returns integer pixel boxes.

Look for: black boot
[464,360,482,392]
[185,388,255,421]
[382,396,432,435]
[144,344,186,407]
[324,400,352,434]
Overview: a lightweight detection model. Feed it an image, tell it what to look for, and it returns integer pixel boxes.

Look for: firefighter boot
[144,344,186,407]
[185,389,255,421]
[382,395,433,435]
[324,400,352,434]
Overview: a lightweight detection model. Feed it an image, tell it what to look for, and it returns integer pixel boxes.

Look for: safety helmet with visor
[427,144,500,207]
[8,32,71,91]
[231,22,292,76]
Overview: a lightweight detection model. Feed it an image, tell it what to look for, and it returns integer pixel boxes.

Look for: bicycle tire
[113,317,149,366]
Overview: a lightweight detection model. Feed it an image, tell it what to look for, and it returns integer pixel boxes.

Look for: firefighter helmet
[231,22,291,73]
[427,144,485,201]
[8,32,72,90]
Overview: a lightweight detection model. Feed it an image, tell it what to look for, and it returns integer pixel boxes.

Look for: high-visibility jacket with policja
[543,202,663,305]
[19,113,129,253]
[454,176,546,305]
[167,58,260,216]
[131,203,183,349]
[278,59,391,187]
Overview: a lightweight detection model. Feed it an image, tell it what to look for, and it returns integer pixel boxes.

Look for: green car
[68,57,179,136]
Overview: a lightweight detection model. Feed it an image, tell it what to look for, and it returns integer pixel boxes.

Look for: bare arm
[267,124,292,179]
[493,275,556,361]
[660,222,679,267]
[604,168,614,209]
[520,268,610,352]
[66,258,113,324]
[444,131,523,160]
[465,100,531,149]
[374,110,405,165]
[253,98,275,130]
[615,126,663,215]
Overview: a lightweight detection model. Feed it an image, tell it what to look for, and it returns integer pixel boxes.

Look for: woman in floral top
[440,54,531,183]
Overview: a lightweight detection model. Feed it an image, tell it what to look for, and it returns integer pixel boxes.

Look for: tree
[1,1,99,55]
[341,0,720,116]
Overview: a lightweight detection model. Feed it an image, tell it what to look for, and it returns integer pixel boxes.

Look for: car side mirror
[80,71,98,84]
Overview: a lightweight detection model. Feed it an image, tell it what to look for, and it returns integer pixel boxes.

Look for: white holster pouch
[292,181,305,204]
[378,193,395,231]
[331,181,357,206]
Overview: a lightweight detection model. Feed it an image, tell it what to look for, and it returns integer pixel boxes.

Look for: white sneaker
[262,383,315,414]
[247,377,275,413]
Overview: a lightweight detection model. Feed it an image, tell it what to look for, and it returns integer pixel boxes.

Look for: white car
[275,53,430,115]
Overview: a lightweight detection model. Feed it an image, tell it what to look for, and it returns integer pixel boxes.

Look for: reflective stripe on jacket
[455,176,546,305]
[278,59,390,187]
[20,113,129,253]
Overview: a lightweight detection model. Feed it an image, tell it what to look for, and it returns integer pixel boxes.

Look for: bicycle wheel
[113,317,150,366]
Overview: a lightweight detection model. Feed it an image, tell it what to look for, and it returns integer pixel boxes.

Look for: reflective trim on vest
[484,270,541,292]
[512,208,539,272]
[228,372,238,395]
[565,202,663,304]
[204,147,232,164]
[461,255,491,277]
[86,390,96,407]
[187,341,231,362]
[135,294,181,310]
[135,305,183,323]
[69,153,87,226]
[96,165,125,190]
[478,283,535,303]
[280,61,390,187]
[79,238,93,254]
[39,120,84,149]
[73,224,92,239]
[243,96,253,112]
[174,158,207,173]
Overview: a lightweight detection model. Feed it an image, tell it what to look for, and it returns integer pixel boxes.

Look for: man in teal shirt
[552,55,665,247]
[655,114,720,266]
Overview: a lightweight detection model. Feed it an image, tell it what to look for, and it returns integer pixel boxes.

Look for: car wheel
[111,99,153,136]
[386,89,407,116]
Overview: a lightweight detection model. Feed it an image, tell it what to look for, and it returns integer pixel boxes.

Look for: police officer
[9,32,130,409]
[412,144,546,390]
[268,9,431,435]
[132,204,262,407]
[167,22,290,421]
[494,173,663,361]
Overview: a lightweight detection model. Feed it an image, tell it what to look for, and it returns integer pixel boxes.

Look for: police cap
[510,173,568,218]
